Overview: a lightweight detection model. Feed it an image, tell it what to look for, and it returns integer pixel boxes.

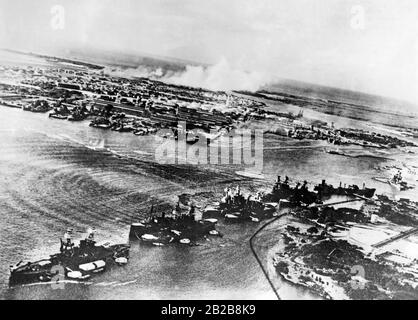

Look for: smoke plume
[162,58,274,92]
[104,58,274,92]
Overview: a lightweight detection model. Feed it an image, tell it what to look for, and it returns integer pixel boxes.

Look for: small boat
[225,213,240,221]
[94,123,112,129]
[325,148,344,156]
[235,171,265,180]
[49,113,68,120]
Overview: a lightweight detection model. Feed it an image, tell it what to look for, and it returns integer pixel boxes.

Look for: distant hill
[60,47,203,73]
[263,79,418,117]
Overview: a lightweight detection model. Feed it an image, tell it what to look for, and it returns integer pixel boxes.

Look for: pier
[373,227,418,248]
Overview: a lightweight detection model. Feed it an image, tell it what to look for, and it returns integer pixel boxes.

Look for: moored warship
[67,104,91,121]
[262,176,319,206]
[219,185,276,222]
[314,179,376,198]
[9,228,129,286]
[23,99,51,113]
[129,204,220,246]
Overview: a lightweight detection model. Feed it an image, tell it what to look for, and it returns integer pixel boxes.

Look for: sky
[1,0,418,103]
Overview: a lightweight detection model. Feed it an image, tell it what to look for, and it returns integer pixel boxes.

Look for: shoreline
[270,210,418,300]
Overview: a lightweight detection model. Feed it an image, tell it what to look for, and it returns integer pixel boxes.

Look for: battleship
[49,100,71,119]
[262,176,375,207]
[22,99,51,113]
[216,186,276,222]
[67,104,91,121]
[9,228,129,286]
[387,172,412,191]
[314,180,376,199]
[48,100,91,121]
[373,171,412,192]
[129,204,220,246]
[263,176,319,206]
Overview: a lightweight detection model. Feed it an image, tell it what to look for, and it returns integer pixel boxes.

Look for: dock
[372,227,418,248]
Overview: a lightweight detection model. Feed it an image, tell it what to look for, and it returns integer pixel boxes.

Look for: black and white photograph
[0,0,418,303]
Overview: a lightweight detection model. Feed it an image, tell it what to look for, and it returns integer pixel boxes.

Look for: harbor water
[1,104,416,299]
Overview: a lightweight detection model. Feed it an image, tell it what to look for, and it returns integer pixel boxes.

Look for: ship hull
[9,243,129,287]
